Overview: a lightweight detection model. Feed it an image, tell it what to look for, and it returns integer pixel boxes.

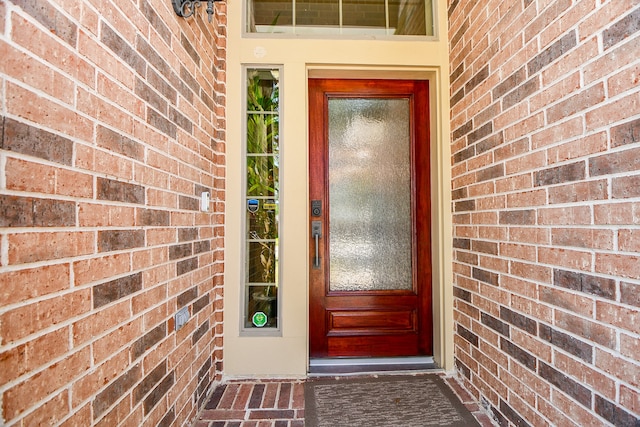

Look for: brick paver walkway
[195,380,305,427]
[195,376,495,427]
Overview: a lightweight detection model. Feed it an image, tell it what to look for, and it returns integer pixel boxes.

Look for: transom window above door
[247,0,434,36]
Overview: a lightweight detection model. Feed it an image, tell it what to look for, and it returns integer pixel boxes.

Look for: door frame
[308,78,433,359]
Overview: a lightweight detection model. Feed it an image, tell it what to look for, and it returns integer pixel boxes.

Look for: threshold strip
[308,356,439,376]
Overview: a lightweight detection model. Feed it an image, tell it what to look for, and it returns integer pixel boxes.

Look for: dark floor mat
[305,374,481,427]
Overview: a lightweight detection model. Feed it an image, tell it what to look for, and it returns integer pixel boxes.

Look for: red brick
[590,145,640,176]
[231,383,252,410]
[0,0,5,33]
[472,291,500,317]
[506,189,546,208]
[199,409,247,420]
[72,348,129,405]
[143,305,170,337]
[98,75,145,121]
[504,150,545,175]
[551,228,614,250]
[535,161,586,187]
[544,0,595,44]
[602,6,640,50]
[555,311,616,349]
[621,281,640,308]
[504,112,545,142]
[611,117,640,148]
[8,232,94,265]
[0,40,75,104]
[548,132,608,165]
[467,181,494,198]
[449,1,640,425]
[73,253,131,286]
[597,301,640,335]
[477,225,507,241]
[135,164,170,189]
[613,174,640,199]
[586,91,640,131]
[596,253,640,280]
[540,286,594,318]
[0,1,224,426]
[548,179,608,204]
[6,82,93,142]
[147,188,178,209]
[56,0,100,32]
[94,396,133,427]
[78,28,132,88]
[72,300,130,345]
[550,390,602,427]
[618,229,640,252]
[21,390,70,427]
[620,384,640,416]
[98,230,144,253]
[512,328,551,363]
[78,203,136,227]
[594,202,640,225]
[579,1,638,42]
[0,263,70,305]
[11,13,94,87]
[608,63,640,97]
[505,392,546,427]
[56,168,94,198]
[3,117,74,165]
[5,157,56,193]
[499,242,536,262]
[92,318,143,364]
[620,333,640,363]
[80,87,137,136]
[141,264,172,289]
[524,0,572,43]
[26,327,70,371]
[0,290,90,343]
[537,397,581,427]
[117,405,143,427]
[499,277,536,302]
[132,284,168,315]
[595,349,640,389]
[495,139,530,163]
[0,344,28,385]
[541,35,599,86]
[2,347,90,420]
[532,114,582,148]
[508,226,550,245]
[475,193,505,210]
[538,206,591,225]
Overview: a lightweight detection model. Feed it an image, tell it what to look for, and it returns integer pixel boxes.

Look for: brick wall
[449,0,639,426]
[0,0,226,425]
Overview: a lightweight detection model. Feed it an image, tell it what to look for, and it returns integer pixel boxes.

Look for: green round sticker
[252,311,268,327]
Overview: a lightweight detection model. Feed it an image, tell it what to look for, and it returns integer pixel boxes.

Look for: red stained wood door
[309,79,432,358]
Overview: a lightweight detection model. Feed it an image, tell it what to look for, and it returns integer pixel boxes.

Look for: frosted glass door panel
[328,98,412,292]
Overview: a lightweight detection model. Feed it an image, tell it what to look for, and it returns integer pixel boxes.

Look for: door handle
[311,221,322,269]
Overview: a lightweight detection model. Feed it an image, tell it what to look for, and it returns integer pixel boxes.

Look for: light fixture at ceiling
[172,0,222,22]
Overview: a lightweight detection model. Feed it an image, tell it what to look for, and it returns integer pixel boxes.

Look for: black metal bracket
[172,0,222,22]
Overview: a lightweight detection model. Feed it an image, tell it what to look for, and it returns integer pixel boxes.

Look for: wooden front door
[309,79,432,358]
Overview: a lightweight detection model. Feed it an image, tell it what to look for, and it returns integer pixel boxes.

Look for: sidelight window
[243,68,281,332]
